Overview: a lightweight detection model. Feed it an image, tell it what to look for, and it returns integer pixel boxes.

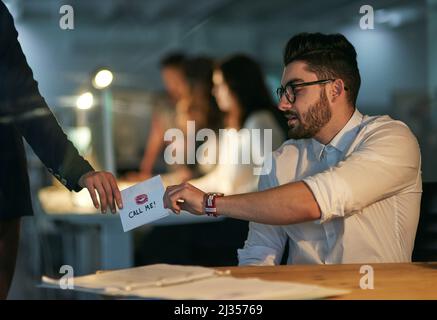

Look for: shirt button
[61,178,67,185]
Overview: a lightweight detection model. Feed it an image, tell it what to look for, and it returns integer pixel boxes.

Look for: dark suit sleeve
[0,2,94,192]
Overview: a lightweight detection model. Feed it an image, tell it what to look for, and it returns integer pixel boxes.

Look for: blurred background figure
[190,54,286,195]
[126,54,223,184]
[161,53,190,104]
[178,56,223,135]
[125,52,189,181]
[159,55,224,185]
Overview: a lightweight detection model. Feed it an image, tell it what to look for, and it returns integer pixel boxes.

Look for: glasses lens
[276,88,284,101]
[285,84,294,103]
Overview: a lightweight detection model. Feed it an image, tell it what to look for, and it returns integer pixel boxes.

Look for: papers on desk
[118,175,170,232]
[41,264,349,300]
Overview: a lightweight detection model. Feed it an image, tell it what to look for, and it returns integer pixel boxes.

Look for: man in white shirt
[163,32,422,265]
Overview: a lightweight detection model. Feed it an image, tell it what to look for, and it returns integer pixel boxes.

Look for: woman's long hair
[217,54,288,136]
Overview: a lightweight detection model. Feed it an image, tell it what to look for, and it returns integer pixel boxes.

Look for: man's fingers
[179,201,190,213]
[165,185,180,194]
[82,171,123,214]
[169,191,185,213]
[163,189,171,209]
[101,176,115,213]
[164,187,184,214]
[108,175,123,210]
[164,196,180,213]
[93,179,108,213]
[171,198,182,214]
[86,183,99,209]
[164,185,181,210]
[168,183,189,198]
[164,184,192,213]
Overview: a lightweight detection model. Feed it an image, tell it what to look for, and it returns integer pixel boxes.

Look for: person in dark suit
[0,2,123,299]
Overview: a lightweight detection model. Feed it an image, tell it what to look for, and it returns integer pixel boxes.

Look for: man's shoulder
[360,114,417,141]
[269,113,418,159]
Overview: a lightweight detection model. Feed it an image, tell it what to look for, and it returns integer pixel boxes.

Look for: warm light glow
[93,69,114,89]
[76,92,94,110]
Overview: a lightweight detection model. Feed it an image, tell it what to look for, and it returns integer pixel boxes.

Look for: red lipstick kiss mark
[135,194,148,205]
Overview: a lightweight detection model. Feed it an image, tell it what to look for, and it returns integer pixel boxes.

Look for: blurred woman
[190,54,286,194]
[160,56,223,185]
[180,56,223,176]
[125,53,189,181]
[177,56,223,138]
[127,55,222,183]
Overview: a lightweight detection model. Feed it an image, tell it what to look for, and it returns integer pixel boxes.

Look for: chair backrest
[412,182,437,262]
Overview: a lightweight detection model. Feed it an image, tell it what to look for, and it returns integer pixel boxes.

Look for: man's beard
[285,90,332,139]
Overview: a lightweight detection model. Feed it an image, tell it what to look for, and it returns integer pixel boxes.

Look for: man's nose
[277,95,292,112]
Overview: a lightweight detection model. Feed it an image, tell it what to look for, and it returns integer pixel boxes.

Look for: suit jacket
[0,2,93,218]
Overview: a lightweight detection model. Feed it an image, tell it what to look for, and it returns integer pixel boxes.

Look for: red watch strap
[204,193,223,217]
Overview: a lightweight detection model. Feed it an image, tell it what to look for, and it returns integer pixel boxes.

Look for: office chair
[412,182,437,262]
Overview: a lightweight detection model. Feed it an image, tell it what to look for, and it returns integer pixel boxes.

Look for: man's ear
[331,79,345,102]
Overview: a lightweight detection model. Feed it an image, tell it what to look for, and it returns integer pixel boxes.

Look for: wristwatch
[204,192,224,217]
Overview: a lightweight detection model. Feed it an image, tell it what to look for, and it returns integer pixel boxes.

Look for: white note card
[119,175,170,232]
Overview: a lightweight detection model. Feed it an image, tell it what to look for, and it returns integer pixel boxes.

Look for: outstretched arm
[163,181,321,225]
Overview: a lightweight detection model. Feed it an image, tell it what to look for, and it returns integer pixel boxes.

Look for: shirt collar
[311,108,363,161]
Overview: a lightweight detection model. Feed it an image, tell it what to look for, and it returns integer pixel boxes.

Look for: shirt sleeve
[0,4,93,191]
[238,154,288,266]
[303,120,421,224]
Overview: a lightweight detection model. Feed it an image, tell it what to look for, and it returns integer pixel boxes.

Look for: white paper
[42,264,219,292]
[118,175,170,232]
[131,276,348,300]
[41,264,349,300]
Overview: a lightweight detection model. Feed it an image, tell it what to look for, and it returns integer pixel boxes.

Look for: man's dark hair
[160,52,186,69]
[283,33,361,106]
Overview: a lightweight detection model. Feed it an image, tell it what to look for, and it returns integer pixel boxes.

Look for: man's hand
[78,171,123,214]
[163,183,205,215]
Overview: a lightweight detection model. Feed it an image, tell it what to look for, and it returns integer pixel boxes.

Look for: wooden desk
[217,262,437,300]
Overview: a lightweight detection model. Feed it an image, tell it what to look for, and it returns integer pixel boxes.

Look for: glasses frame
[276,79,347,104]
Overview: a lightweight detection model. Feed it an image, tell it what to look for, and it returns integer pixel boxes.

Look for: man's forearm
[216,181,321,225]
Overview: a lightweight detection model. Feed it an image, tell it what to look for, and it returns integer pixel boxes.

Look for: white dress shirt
[238,109,422,265]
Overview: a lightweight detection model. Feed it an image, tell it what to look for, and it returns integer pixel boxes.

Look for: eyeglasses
[276,79,346,104]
